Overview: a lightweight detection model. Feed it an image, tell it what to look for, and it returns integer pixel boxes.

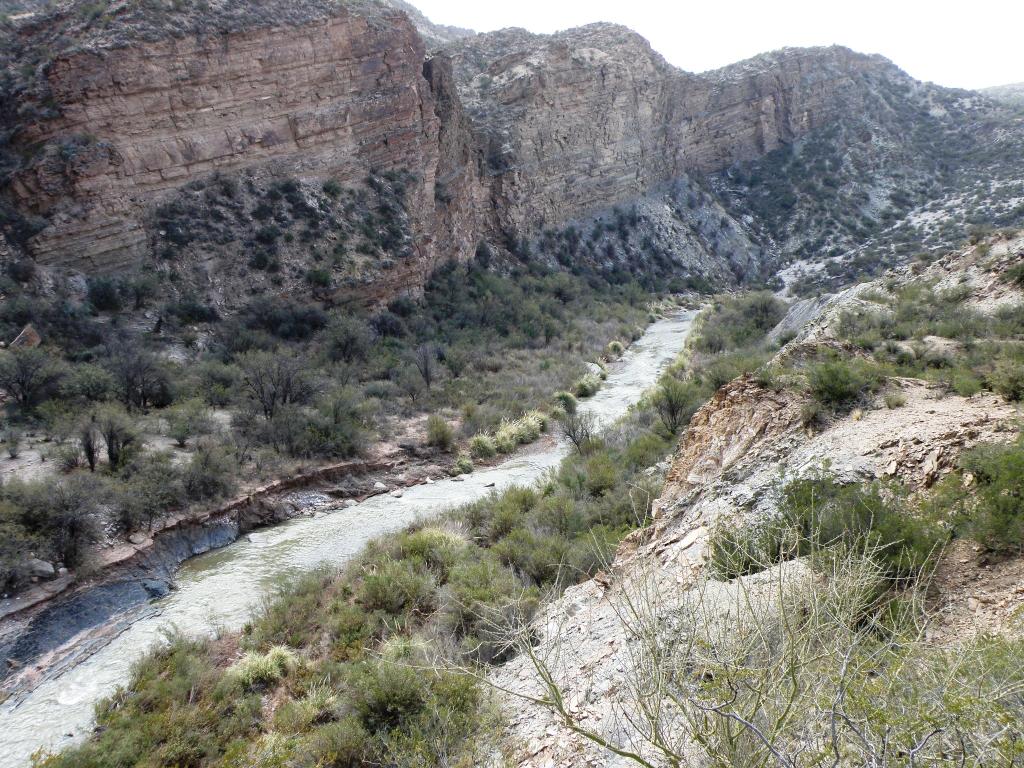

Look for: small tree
[80,419,100,472]
[166,399,214,447]
[239,350,317,419]
[105,342,168,411]
[413,343,437,389]
[95,405,138,470]
[652,376,695,434]
[558,409,597,454]
[0,347,64,410]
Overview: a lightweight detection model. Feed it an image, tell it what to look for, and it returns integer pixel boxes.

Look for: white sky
[415,0,1024,90]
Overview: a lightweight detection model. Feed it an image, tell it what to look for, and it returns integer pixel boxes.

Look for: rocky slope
[490,232,1024,766]
[983,82,1024,107]
[4,0,1022,306]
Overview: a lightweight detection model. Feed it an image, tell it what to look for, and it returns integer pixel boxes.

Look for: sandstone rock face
[8,4,475,275]
[2,2,931,291]
[445,28,901,237]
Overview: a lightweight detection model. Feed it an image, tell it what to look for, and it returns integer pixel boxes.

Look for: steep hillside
[491,231,1024,765]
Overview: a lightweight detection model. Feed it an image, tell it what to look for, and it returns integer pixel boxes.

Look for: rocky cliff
[1,0,479,285]
[2,0,1021,302]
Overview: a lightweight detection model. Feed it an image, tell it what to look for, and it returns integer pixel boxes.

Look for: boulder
[26,557,55,578]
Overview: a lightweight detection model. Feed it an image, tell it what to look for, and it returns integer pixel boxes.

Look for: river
[0,310,696,767]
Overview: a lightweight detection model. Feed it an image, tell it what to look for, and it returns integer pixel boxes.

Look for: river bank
[0,311,695,768]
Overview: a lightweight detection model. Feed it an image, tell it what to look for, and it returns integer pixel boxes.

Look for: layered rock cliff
[2,0,1021,302]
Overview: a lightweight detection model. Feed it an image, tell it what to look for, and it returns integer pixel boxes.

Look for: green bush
[87,277,122,312]
[426,414,454,450]
[357,557,436,616]
[958,440,1024,552]
[808,359,882,409]
[296,717,369,767]
[709,473,946,581]
[469,433,497,459]
[988,359,1024,401]
[553,390,578,414]
[573,372,602,398]
[694,292,787,353]
[453,453,473,474]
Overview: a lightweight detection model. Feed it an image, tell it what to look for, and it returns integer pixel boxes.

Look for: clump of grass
[469,433,497,459]
[453,453,473,475]
[553,390,578,414]
[229,645,297,688]
[426,414,454,449]
[573,372,602,398]
[884,391,907,409]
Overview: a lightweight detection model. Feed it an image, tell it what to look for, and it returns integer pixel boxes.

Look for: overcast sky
[414,0,1023,90]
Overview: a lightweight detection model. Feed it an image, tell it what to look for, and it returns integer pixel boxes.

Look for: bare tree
[557,409,597,454]
[105,342,165,411]
[0,347,64,409]
[239,351,316,419]
[412,343,437,388]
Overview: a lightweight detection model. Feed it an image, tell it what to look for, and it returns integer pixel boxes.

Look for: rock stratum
[3,0,1020,301]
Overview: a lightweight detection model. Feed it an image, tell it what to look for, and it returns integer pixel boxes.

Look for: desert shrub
[606,339,624,358]
[1,474,107,569]
[117,451,184,532]
[0,347,64,410]
[295,717,369,767]
[453,453,473,474]
[958,439,1024,552]
[552,390,577,414]
[426,414,454,450]
[782,474,945,579]
[808,359,882,409]
[87,277,122,312]
[322,317,372,363]
[357,557,436,616]
[469,433,496,459]
[573,372,601,398]
[582,452,618,496]
[493,420,519,454]
[988,359,1024,401]
[710,473,945,581]
[305,268,331,288]
[694,292,787,353]
[181,444,237,501]
[240,298,327,341]
[709,517,791,580]
[884,391,907,409]
[651,375,703,433]
[165,398,214,447]
[4,428,21,459]
[61,363,114,403]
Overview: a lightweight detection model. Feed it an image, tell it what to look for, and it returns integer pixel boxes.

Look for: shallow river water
[0,310,695,766]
